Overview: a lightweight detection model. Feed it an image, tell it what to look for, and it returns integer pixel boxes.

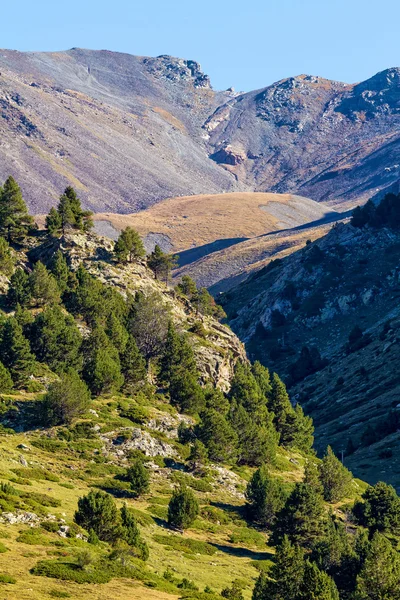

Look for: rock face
[222,219,400,489]
[0,49,399,212]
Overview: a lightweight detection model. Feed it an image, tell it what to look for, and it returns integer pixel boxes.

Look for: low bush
[0,574,16,584]
[153,534,216,556]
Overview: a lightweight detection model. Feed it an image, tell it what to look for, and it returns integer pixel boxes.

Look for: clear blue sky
[3,0,400,91]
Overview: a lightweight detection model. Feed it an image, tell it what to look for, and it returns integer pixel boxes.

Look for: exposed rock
[101,428,177,459]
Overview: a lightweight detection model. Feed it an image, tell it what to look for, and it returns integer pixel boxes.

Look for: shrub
[0,574,16,584]
[167,485,199,531]
[126,457,150,497]
[30,560,112,584]
[153,534,216,556]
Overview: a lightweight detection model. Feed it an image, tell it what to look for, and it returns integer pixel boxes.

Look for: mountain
[0,49,399,213]
[221,197,400,489]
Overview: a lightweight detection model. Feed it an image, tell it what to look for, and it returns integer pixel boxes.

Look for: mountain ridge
[0,49,399,213]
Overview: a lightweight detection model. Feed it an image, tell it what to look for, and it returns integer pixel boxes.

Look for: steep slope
[0,49,399,212]
[0,49,238,213]
[207,70,400,204]
[222,216,400,489]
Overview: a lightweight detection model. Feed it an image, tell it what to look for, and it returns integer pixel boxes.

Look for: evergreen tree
[230,401,278,466]
[120,334,146,392]
[229,361,265,416]
[188,439,208,471]
[303,460,324,495]
[75,490,119,542]
[126,456,150,497]
[299,561,339,600]
[246,465,287,527]
[43,369,91,425]
[355,532,400,600]
[176,275,197,298]
[0,317,35,386]
[114,227,145,263]
[7,268,31,307]
[49,250,69,294]
[0,237,15,275]
[147,245,178,283]
[272,482,326,548]
[269,372,293,435]
[353,481,400,534]
[29,261,61,306]
[192,286,226,319]
[0,361,13,392]
[0,176,34,241]
[196,409,238,463]
[167,485,199,531]
[105,311,129,352]
[45,207,62,236]
[252,536,305,600]
[204,386,230,415]
[283,404,315,453]
[251,361,272,397]
[30,305,82,372]
[120,504,148,560]
[319,446,353,502]
[83,326,124,396]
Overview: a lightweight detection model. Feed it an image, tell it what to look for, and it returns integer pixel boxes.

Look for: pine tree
[353,481,400,534]
[49,250,69,294]
[188,439,208,471]
[272,482,326,548]
[42,369,91,425]
[355,532,400,600]
[284,404,315,453]
[230,401,278,466]
[176,275,197,298]
[83,325,124,395]
[45,207,62,236]
[0,317,35,386]
[252,536,305,600]
[7,268,31,308]
[57,192,76,233]
[29,261,61,306]
[196,409,238,463]
[229,361,265,416]
[114,227,145,263]
[246,465,287,527]
[319,446,353,502]
[30,305,82,372]
[126,456,150,497]
[299,561,339,600]
[120,504,148,560]
[105,311,129,352]
[75,490,119,542]
[147,245,178,283]
[269,372,293,435]
[0,237,15,275]
[120,334,146,392]
[251,361,272,397]
[167,485,199,531]
[0,361,13,392]
[303,460,324,495]
[0,176,34,241]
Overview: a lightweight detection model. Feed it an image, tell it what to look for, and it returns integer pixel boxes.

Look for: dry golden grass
[94,192,337,252]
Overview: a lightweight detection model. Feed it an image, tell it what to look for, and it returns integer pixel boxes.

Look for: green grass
[153,534,217,556]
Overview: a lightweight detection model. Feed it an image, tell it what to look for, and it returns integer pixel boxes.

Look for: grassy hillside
[94,192,338,252]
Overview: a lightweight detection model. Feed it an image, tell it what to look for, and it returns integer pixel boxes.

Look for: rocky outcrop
[32,232,247,389]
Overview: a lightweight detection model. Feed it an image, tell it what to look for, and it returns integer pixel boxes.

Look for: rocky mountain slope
[30,231,246,390]
[0,48,399,212]
[222,211,400,489]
